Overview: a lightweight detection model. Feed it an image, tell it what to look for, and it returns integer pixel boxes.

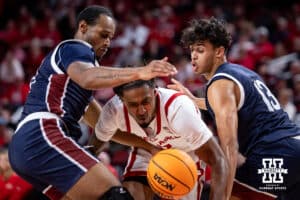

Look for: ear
[119,95,125,102]
[215,46,225,59]
[78,20,88,33]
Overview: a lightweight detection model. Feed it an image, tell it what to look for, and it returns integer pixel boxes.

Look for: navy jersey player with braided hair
[168,17,300,200]
[8,5,177,200]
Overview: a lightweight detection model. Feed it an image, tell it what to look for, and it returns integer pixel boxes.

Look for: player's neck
[207,57,227,80]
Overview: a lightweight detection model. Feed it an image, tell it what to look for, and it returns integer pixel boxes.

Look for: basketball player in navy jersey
[8,5,177,200]
[168,17,300,200]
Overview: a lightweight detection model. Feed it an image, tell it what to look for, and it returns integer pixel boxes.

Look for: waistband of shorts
[15,112,60,133]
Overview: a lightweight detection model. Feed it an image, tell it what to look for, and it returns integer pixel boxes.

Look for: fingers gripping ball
[147,149,198,199]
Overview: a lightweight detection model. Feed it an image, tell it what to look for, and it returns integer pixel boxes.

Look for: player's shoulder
[157,87,179,101]
[209,62,256,86]
[57,39,93,52]
[51,39,93,60]
[214,62,255,77]
[157,87,192,106]
[103,95,123,113]
[157,87,177,96]
[59,39,92,47]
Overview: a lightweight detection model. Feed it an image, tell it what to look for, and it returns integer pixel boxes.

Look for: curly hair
[181,17,232,51]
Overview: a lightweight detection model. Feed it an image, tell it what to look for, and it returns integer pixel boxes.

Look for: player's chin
[194,68,204,74]
[192,66,201,74]
[96,49,107,58]
[97,52,106,59]
[138,120,149,127]
[138,120,147,125]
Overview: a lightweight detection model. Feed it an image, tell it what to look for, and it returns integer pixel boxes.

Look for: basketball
[147,149,198,199]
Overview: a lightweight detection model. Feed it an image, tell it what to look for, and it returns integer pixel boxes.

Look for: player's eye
[100,33,109,39]
[128,103,138,108]
[142,100,151,106]
[196,47,204,53]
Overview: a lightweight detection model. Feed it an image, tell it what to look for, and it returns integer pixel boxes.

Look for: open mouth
[98,48,107,55]
[192,64,197,71]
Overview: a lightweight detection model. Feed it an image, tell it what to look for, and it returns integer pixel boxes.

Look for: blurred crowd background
[1,0,300,199]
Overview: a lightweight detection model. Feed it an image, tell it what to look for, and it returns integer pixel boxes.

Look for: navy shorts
[233,137,300,200]
[8,113,99,200]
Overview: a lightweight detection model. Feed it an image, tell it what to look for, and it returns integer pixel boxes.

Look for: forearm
[195,138,229,200]
[216,113,238,199]
[112,130,159,153]
[209,157,229,200]
[88,133,106,155]
[221,144,238,200]
[80,66,143,90]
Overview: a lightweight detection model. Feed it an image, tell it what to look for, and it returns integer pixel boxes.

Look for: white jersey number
[254,79,280,112]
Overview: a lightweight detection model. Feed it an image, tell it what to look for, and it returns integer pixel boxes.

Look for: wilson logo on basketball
[153,173,175,191]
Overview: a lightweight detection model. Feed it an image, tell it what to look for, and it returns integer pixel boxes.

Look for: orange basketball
[147,149,198,199]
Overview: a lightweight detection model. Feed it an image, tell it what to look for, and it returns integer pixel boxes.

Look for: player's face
[121,86,156,127]
[189,41,217,75]
[85,15,116,59]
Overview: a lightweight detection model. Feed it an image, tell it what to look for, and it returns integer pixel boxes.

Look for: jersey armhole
[210,73,245,110]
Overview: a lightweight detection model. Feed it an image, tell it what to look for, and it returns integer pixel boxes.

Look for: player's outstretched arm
[167,78,207,110]
[112,130,161,155]
[195,137,229,200]
[87,133,106,156]
[67,57,177,90]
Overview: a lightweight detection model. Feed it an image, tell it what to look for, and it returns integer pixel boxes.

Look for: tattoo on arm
[95,72,132,79]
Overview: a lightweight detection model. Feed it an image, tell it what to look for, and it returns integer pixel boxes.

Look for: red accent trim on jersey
[196,161,204,200]
[124,147,138,176]
[44,186,64,200]
[155,94,161,134]
[204,165,211,182]
[164,93,184,119]
[123,171,147,178]
[123,105,131,133]
[42,119,97,171]
[47,75,68,115]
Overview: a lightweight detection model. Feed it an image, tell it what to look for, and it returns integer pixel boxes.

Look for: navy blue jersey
[21,39,99,139]
[205,63,300,156]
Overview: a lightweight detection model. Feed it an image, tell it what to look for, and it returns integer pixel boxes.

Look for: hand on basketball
[167,78,195,100]
[139,57,177,80]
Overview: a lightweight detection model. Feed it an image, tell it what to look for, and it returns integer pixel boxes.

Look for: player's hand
[139,57,177,80]
[149,146,161,155]
[237,153,246,167]
[167,78,195,100]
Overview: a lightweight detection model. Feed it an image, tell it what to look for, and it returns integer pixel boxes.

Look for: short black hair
[113,79,156,97]
[76,5,114,29]
[181,17,232,51]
